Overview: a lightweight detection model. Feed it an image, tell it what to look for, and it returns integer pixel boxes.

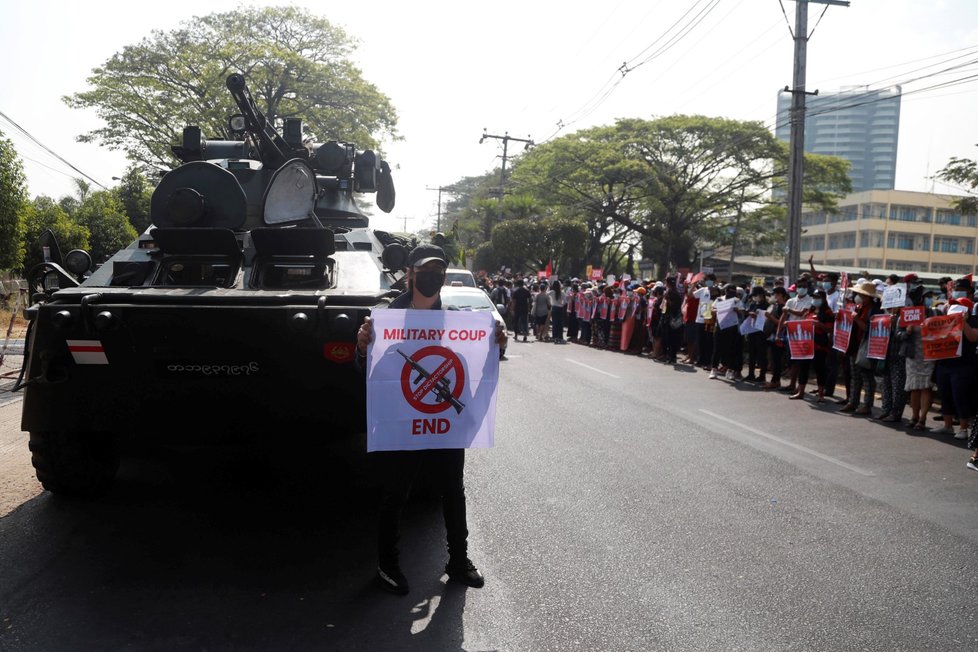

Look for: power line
[0,108,108,190]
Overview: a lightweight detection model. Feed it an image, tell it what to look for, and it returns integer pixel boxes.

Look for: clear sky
[2,0,977,235]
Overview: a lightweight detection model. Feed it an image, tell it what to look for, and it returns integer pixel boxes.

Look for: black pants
[712,326,739,369]
[551,305,565,341]
[567,312,579,340]
[747,332,768,379]
[514,312,529,338]
[697,323,713,367]
[664,324,683,362]
[824,349,841,397]
[374,449,468,567]
[798,349,827,387]
[769,341,784,383]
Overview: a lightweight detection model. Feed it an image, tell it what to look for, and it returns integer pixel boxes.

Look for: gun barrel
[396,349,465,414]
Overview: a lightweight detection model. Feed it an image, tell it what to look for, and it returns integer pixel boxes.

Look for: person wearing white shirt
[778,277,814,393]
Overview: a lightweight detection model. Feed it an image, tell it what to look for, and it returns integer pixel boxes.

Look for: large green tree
[21,197,90,274]
[73,192,138,264]
[113,165,154,233]
[0,131,28,271]
[511,116,851,273]
[937,149,978,214]
[65,6,399,168]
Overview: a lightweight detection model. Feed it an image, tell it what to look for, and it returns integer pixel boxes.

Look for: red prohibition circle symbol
[399,345,466,414]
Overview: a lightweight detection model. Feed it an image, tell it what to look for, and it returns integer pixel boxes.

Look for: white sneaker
[708,369,717,379]
[955,429,969,440]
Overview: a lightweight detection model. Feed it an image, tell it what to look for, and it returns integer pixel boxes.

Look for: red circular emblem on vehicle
[398,345,466,414]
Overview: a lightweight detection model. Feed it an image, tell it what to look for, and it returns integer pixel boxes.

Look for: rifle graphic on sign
[397,348,466,414]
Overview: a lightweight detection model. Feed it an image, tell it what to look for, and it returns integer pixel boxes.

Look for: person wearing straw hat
[840,281,882,415]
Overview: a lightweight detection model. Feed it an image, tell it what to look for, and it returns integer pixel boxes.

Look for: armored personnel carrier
[20,74,412,497]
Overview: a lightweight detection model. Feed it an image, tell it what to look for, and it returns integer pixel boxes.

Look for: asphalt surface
[1,339,977,651]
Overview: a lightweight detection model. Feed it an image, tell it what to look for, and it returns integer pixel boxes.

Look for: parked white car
[444,268,477,288]
[439,286,507,359]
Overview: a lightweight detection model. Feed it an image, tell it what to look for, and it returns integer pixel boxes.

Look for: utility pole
[397,215,414,232]
[480,129,534,225]
[426,185,451,232]
[784,0,849,281]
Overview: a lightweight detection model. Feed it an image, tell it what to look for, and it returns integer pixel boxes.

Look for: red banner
[899,306,925,327]
[921,313,964,361]
[590,268,603,281]
[868,314,892,360]
[537,270,547,279]
[833,309,853,353]
[787,320,815,360]
[840,271,849,291]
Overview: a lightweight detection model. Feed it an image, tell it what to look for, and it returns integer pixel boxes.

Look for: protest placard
[366,309,499,452]
[833,309,853,353]
[921,313,964,361]
[868,314,892,360]
[590,267,603,281]
[786,319,815,360]
[882,283,907,309]
[899,306,924,327]
[714,297,739,330]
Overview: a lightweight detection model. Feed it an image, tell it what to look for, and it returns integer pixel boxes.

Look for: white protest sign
[882,283,907,309]
[714,297,739,329]
[753,310,768,333]
[366,309,498,452]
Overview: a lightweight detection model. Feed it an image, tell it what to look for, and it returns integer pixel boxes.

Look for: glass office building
[776,86,901,193]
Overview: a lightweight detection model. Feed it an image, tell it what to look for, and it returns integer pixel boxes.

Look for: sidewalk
[0,370,41,517]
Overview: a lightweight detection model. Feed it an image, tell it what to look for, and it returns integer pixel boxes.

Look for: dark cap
[750,285,768,296]
[408,244,447,269]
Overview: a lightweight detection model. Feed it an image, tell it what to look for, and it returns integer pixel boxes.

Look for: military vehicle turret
[20,74,412,497]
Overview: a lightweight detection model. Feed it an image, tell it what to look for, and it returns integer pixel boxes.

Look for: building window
[936,209,962,226]
[931,263,974,275]
[934,236,959,253]
[890,205,918,221]
[801,212,826,226]
[860,231,884,248]
[861,203,887,219]
[887,260,928,272]
[887,233,912,250]
[968,215,978,228]
[801,236,824,252]
[828,233,856,249]
[859,259,883,268]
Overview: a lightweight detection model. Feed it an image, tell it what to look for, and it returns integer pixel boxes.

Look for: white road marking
[698,408,875,477]
[565,358,621,379]
[504,354,523,358]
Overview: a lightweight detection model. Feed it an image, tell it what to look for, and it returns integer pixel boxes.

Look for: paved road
[1,341,976,650]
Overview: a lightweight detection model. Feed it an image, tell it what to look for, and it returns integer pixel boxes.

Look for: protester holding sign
[744,286,770,383]
[903,289,938,430]
[791,289,835,402]
[355,244,507,595]
[840,281,881,416]
[933,278,978,440]
[779,276,814,394]
[875,309,908,423]
[763,287,789,390]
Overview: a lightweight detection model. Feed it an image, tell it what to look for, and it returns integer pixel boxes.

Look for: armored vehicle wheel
[28,430,119,498]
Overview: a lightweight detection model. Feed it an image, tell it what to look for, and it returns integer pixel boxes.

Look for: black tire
[28,430,119,498]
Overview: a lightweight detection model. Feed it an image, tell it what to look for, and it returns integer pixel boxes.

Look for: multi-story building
[802,189,978,276]
[776,86,901,193]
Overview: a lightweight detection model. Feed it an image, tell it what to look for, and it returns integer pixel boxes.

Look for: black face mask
[413,270,444,298]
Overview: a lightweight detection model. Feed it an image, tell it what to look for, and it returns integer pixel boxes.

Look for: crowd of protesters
[479,267,978,474]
